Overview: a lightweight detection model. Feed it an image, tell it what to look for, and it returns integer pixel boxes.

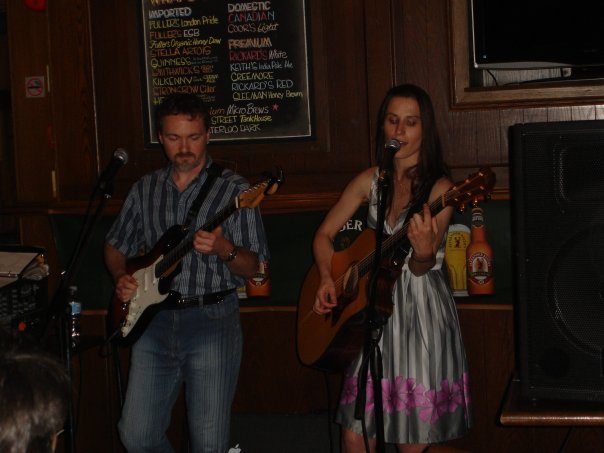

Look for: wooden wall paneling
[482,308,520,453]
[71,316,122,453]
[571,105,597,121]
[564,428,604,452]
[363,0,398,163]
[47,0,97,202]
[522,107,548,124]
[455,308,488,452]
[397,0,427,86]
[474,109,502,164]
[423,0,453,123]
[315,0,371,174]
[545,105,572,123]
[18,214,54,255]
[6,0,54,204]
[0,6,15,210]
[492,109,523,189]
[441,110,477,180]
[17,214,60,320]
[88,0,160,202]
[234,308,342,414]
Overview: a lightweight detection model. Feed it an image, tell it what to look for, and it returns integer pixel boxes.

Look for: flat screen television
[470,0,604,73]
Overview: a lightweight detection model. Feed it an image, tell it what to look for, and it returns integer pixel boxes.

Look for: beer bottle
[245,261,270,297]
[466,206,495,295]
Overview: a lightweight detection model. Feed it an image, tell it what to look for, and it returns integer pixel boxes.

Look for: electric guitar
[109,171,283,344]
[296,168,496,372]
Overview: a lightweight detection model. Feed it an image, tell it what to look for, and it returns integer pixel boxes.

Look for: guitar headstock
[444,167,496,212]
[262,167,285,196]
[238,168,285,208]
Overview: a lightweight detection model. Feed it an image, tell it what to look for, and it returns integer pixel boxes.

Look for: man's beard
[173,152,202,172]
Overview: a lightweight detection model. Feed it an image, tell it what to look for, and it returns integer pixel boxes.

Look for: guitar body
[297,228,400,372]
[108,171,284,345]
[296,167,497,372]
[109,225,185,345]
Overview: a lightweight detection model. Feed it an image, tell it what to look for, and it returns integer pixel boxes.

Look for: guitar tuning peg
[275,166,285,183]
[484,193,492,202]
[456,204,466,214]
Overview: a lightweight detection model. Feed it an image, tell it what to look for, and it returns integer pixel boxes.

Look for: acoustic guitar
[296,168,496,372]
[109,171,283,345]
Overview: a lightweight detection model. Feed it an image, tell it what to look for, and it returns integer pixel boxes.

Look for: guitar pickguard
[120,255,170,338]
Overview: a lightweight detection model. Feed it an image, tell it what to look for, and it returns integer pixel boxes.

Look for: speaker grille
[512,120,604,402]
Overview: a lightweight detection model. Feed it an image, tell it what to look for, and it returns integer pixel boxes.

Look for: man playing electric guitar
[104,93,269,453]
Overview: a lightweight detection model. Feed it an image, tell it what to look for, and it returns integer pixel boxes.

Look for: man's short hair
[154,93,210,134]
[0,336,71,453]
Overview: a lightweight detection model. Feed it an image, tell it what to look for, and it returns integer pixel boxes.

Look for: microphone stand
[354,156,394,453]
[46,177,116,453]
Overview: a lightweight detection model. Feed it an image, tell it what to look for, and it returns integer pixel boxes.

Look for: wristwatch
[225,246,239,262]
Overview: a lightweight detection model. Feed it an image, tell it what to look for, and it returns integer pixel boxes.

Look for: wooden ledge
[500,375,604,426]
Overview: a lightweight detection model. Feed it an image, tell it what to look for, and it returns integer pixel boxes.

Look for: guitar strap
[183,163,223,230]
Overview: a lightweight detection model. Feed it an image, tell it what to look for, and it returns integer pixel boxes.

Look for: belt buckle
[177,296,199,308]
[201,292,219,306]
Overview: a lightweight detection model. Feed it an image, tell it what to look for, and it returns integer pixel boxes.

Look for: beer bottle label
[468,252,493,285]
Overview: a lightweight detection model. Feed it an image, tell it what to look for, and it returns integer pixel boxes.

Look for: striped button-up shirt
[106,158,269,296]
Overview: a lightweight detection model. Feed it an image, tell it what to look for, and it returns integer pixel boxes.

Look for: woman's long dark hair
[374,84,449,211]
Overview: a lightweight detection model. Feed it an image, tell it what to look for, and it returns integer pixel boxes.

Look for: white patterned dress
[335,172,473,444]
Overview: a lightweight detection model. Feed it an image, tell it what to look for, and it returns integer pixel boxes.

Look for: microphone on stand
[98,148,129,195]
[382,139,400,171]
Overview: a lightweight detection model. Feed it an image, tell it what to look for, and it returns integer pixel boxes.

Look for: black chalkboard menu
[140,0,313,144]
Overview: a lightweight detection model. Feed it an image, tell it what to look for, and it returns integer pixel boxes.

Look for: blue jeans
[118,294,242,453]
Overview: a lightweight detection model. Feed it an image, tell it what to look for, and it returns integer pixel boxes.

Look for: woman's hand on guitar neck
[313,278,338,315]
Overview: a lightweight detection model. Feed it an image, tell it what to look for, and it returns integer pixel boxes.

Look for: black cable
[558,426,573,453]
[323,372,335,453]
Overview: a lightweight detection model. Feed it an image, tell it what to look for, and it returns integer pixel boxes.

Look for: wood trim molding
[0,192,341,216]
[448,0,604,109]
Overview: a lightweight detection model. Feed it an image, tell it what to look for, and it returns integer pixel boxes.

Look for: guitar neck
[355,197,449,278]
[155,199,238,277]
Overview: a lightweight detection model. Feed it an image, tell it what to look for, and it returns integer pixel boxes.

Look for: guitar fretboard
[334,184,475,293]
[154,200,238,278]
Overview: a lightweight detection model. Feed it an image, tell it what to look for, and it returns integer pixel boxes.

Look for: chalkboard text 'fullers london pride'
[148,1,277,33]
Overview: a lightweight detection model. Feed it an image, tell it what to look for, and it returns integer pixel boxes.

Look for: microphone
[98,148,129,192]
[384,139,401,153]
[382,139,400,171]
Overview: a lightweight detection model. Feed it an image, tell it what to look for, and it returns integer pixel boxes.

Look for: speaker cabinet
[511,120,604,402]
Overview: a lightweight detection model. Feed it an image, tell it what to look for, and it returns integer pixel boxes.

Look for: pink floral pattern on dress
[383,377,428,414]
[341,373,471,426]
[340,375,358,405]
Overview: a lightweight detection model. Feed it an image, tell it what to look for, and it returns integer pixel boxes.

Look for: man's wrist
[223,246,239,262]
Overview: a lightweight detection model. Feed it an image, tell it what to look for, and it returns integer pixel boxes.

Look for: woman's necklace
[388,178,411,227]
[395,177,410,196]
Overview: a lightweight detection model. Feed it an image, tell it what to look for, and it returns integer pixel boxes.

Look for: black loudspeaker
[511,120,604,402]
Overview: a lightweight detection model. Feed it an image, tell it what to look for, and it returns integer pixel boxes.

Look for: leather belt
[176,289,236,308]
